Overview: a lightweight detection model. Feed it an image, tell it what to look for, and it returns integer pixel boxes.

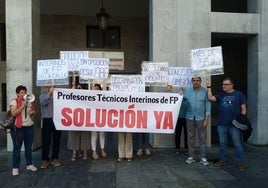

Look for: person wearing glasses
[183,77,211,166]
[207,77,246,172]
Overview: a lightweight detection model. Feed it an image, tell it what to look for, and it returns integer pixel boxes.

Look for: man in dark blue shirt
[207,77,246,172]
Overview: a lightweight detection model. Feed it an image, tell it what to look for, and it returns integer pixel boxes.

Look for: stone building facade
[0,0,267,151]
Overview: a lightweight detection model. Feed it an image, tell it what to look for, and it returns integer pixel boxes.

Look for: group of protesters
[8,82,152,176]
[8,76,247,176]
[173,76,247,172]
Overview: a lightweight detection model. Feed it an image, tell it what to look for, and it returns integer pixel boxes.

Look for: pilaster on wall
[248,0,268,145]
[6,0,40,151]
[150,0,211,148]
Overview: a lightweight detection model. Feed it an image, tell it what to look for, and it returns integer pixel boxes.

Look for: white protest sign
[79,58,109,79]
[89,51,124,70]
[110,75,145,92]
[191,46,224,76]
[36,59,69,81]
[60,51,89,71]
[168,67,193,87]
[53,88,182,133]
[141,61,169,83]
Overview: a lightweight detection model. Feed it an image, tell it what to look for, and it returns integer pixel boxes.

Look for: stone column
[248,0,268,145]
[6,0,40,151]
[150,0,211,148]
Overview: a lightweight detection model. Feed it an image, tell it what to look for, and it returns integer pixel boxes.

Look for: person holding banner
[207,77,246,172]
[175,87,189,155]
[68,83,91,161]
[136,133,151,156]
[118,132,133,162]
[91,84,107,160]
[184,77,211,166]
[10,85,37,176]
[39,85,62,169]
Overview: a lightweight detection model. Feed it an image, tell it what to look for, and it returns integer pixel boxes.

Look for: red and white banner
[53,88,182,133]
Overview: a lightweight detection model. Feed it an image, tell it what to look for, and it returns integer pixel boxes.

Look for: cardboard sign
[79,58,109,79]
[60,51,89,71]
[191,46,224,76]
[142,62,169,83]
[168,67,193,87]
[111,75,145,92]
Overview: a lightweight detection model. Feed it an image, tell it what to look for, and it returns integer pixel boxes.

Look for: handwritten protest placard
[79,58,109,79]
[141,61,169,83]
[168,67,193,87]
[191,46,224,76]
[89,51,124,70]
[110,75,145,92]
[60,51,89,71]
[36,59,69,86]
[53,88,182,133]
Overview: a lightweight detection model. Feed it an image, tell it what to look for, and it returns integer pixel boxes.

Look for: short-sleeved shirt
[215,90,247,126]
[10,99,34,127]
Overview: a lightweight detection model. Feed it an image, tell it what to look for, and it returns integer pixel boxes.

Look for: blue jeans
[217,125,244,164]
[11,125,34,168]
[136,133,150,149]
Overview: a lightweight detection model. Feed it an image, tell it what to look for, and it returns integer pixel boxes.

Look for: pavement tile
[0,144,268,188]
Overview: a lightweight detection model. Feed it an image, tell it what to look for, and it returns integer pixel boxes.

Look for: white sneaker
[144,148,151,156]
[26,164,37,171]
[185,157,195,164]
[200,158,210,166]
[136,149,143,156]
[12,168,19,176]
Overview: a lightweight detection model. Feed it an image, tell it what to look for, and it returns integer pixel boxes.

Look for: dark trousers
[41,118,61,161]
[175,118,188,149]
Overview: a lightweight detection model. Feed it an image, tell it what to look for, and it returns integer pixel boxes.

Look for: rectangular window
[1,83,6,111]
[0,23,6,61]
[86,25,121,49]
[211,0,248,13]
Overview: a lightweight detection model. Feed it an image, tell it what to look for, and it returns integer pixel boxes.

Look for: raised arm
[206,78,217,102]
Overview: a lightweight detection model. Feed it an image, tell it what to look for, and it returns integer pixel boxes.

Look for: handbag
[1,110,16,130]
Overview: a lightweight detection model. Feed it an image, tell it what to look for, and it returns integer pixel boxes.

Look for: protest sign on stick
[141,61,169,83]
[36,59,69,86]
[190,46,224,76]
[79,58,109,79]
[60,51,89,72]
[168,67,193,88]
[110,75,145,92]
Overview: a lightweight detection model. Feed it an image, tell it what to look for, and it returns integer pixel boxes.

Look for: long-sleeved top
[39,93,53,118]
[183,87,211,121]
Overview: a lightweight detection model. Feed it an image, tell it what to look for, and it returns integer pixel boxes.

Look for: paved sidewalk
[0,143,268,188]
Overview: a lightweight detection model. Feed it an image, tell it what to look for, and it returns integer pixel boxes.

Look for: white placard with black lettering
[79,58,109,79]
[60,51,89,71]
[36,59,69,86]
[141,61,169,83]
[111,75,145,92]
[168,67,193,87]
[190,46,224,76]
